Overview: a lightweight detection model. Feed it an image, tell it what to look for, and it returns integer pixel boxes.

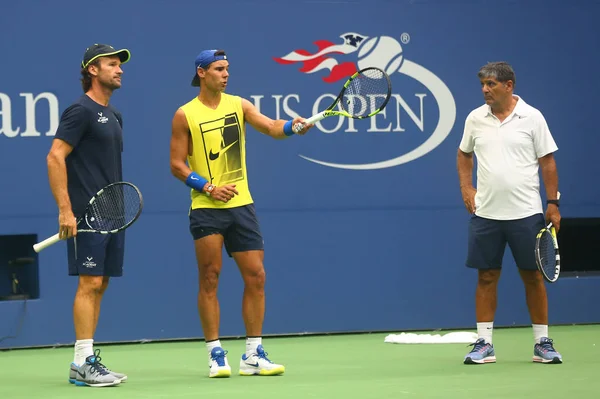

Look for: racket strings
[342,68,390,117]
[86,184,142,231]
[537,231,557,276]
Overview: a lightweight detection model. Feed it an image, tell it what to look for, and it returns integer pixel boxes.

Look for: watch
[205,184,215,197]
[547,199,560,207]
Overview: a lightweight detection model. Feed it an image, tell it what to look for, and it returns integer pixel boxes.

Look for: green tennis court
[1,325,598,398]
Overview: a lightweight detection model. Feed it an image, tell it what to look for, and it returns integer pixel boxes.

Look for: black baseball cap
[191,49,227,86]
[81,44,131,68]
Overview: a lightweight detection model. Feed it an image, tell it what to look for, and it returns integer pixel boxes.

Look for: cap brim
[191,72,200,87]
[83,49,131,68]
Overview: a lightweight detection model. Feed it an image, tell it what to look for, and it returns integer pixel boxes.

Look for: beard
[98,75,121,91]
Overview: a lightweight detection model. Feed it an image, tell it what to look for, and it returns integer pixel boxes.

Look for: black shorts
[67,231,125,277]
[466,214,545,270]
[189,204,264,256]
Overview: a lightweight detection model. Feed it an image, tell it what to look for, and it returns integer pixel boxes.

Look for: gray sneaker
[96,361,128,382]
[69,349,128,384]
[70,351,121,387]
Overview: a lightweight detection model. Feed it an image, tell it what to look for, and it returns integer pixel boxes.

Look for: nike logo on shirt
[209,140,238,161]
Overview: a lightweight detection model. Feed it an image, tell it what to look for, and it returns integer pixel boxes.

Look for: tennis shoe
[464,338,496,364]
[209,347,231,378]
[71,352,121,387]
[69,349,127,383]
[239,344,285,376]
[533,337,563,364]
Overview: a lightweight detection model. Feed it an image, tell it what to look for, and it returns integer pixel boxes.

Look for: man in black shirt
[46,44,130,387]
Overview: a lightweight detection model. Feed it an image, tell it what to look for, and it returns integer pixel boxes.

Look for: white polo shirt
[459,95,558,220]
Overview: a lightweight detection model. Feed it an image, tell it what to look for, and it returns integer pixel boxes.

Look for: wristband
[547,199,560,207]
[283,120,294,136]
[185,172,208,192]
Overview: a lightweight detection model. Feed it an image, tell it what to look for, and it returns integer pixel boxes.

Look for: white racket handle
[293,111,326,133]
[33,233,61,253]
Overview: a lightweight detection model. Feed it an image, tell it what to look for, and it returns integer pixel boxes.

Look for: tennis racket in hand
[34,182,143,253]
[535,192,562,282]
[293,67,392,133]
[535,222,560,283]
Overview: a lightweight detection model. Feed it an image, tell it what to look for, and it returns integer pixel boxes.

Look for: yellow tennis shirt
[180,94,253,209]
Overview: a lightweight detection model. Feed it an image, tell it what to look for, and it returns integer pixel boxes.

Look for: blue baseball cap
[191,49,227,86]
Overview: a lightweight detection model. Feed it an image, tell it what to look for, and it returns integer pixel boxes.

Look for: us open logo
[268,32,457,170]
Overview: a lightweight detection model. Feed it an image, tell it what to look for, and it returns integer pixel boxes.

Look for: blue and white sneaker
[209,347,231,378]
[69,350,127,384]
[71,352,121,387]
[239,344,285,376]
[464,338,496,364]
[533,337,563,364]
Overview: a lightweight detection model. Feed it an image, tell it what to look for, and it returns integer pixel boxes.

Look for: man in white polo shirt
[457,62,562,365]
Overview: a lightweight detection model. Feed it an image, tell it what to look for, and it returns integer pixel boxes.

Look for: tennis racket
[293,67,392,133]
[535,192,561,283]
[34,182,143,253]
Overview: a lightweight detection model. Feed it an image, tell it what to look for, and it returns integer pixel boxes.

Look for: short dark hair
[80,58,101,93]
[477,62,516,88]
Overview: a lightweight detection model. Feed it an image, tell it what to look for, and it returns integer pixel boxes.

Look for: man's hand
[211,184,239,203]
[292,117,314,135]
[461,186,477,214]
[546,204,561,232]
[58,210,77,239]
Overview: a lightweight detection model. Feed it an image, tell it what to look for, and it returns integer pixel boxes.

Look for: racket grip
[33,233,61,253]
[293,111,326,133]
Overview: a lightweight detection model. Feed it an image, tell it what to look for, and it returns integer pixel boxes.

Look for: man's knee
[78,275,106,294]
[243,266,266,290]
[478,269,501,286]
[519,269,544,284]
[99,277,110,294]
[234,251,266,290]
[198,262,222,293]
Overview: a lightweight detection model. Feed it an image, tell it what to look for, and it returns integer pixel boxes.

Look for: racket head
[82,182,144,233]
[535,224,560,283]
[337,67,392,119]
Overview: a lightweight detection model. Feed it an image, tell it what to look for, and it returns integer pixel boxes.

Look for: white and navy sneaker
[239,345,285,376]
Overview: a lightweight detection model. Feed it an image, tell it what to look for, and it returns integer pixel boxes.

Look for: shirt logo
[209,140,239,161]
[97,112,109,124]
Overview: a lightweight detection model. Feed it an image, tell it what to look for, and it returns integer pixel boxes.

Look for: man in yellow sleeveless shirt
[170,49,313,378]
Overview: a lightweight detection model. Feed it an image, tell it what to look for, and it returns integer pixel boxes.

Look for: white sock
[246,337,262,357]
[532,324,548,344]
[477,322,494,344]
[206,339,222,356]
[73,339,94,366]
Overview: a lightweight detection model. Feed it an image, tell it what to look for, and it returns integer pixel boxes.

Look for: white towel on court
[384,331,478,344]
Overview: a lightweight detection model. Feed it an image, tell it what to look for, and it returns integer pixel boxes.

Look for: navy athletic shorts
[466,213,545,270]
[67,231,125,276]
[189,204,264,256]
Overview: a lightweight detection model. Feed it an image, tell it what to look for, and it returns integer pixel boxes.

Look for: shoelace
[467,339,488,353]
[256,348,273,363]
[537,339,556,353]
[87,349,110,376]
[211,349,228,367]
[96,360,112,374]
